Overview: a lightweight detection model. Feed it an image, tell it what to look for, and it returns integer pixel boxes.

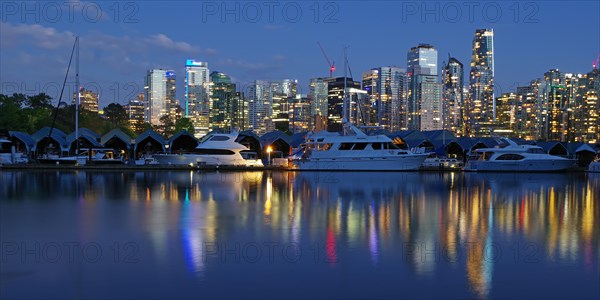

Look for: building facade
[407,44,439,130]
[469,29,495,136]
[442,57,464,136]
[145,69,176,126]
[185,59,210,137]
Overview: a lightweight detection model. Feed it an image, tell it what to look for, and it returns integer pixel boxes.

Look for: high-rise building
[362,67,409,131]
[407,44,438,76]
[572,69,600,143]
[271,79,297,132]
[145,69,176,126]
[418,77,443,131]
[494,92,517,136]
[289,94,312,133]
[309,78,329,131]
[469,29,495,136]
[126,93,145,132]
[73,88,99,113]
[514,85,538,140]
[185,59,210,136]
[407,44,439,130]
[247,80,272,135]
[442,57,464,136]
[209,71,237,132]
[326,77,361,132]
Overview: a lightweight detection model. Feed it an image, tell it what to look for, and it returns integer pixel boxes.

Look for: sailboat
[38,36,87,165]
[290,48,430,171]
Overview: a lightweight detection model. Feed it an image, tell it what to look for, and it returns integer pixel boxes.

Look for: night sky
[1,0,599,107]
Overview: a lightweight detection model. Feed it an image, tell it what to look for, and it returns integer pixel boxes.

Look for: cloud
[145,33,200,54]
[0,22,74,50]
[272,54,286,61]
[0,22,203,55]
[205,48,218,55]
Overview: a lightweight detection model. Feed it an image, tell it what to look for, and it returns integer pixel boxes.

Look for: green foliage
[0,93,139,137]
[174,117,195,134]
[103,103,128,127]
[158,114,175,137]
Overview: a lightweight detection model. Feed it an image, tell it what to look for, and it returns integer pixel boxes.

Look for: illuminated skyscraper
[469,29,495,136]
[362,67,409,131]
[247,80,272,135]
[271,79,297,132]
[494,92,517,135]
[185,59,210,137]
[126,93,145,133]
[73,88,99,113]
[145,69,176,126]
[209,71,237,132]
[326,77,361,132]
[514,85,538,140]
[442,57,464,136]
[309,78,329,131]
[407,44,438,76]
[407,44,439,130]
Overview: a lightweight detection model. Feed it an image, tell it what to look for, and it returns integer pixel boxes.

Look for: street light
[266,146,272,166]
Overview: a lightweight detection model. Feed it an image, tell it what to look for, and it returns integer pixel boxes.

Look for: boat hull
[292,155,428,171]
[589,162,600,173]
[154,154,263,167]
[464,159,576,172]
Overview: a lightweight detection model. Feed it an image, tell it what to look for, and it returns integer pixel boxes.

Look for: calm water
[1,170,598,300]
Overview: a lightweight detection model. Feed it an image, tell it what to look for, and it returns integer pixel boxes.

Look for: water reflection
[0,171,598,299]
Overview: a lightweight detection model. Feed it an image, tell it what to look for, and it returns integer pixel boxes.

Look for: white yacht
[463,138,576,172]
[153,132,263,167]
[588,157,600,173]
[290,123,430,171]
[0,138,28,165]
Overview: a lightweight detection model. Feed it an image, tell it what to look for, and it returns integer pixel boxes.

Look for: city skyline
[1,1,598,108]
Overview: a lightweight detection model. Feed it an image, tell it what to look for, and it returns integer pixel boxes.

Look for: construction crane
[317,42,335,78]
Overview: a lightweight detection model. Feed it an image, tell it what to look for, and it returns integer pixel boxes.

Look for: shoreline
[0,163,590,173]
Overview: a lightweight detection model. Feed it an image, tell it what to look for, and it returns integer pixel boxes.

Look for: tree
[174,117,194,134]
[26,93,53,109]
[158,114,175,137]
[103,103,128,127]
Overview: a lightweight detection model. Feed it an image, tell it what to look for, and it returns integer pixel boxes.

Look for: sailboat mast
[75,35,80,155]
[342,47,348,124]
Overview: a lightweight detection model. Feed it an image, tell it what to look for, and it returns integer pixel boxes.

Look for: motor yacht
[290,123,430,171]
[153,132,263,167]
[463,138,576,172]
[589,156,600,173]
[0,137,28,165]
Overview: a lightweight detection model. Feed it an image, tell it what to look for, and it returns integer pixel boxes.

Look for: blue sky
[1,0,599,108]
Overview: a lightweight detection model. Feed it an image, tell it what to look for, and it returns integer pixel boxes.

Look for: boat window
[0,141,12,153]
[193,148,235,155]
[384,142,399,149]
[482,152,494,161]
[371,143,382,150]
[339,143,354,150]
[526,148,545,154]
[318,143,333,151]
[210,135,230,141]
[496,154,525,160]
[398,151,408,155]
[352,143,368,150]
